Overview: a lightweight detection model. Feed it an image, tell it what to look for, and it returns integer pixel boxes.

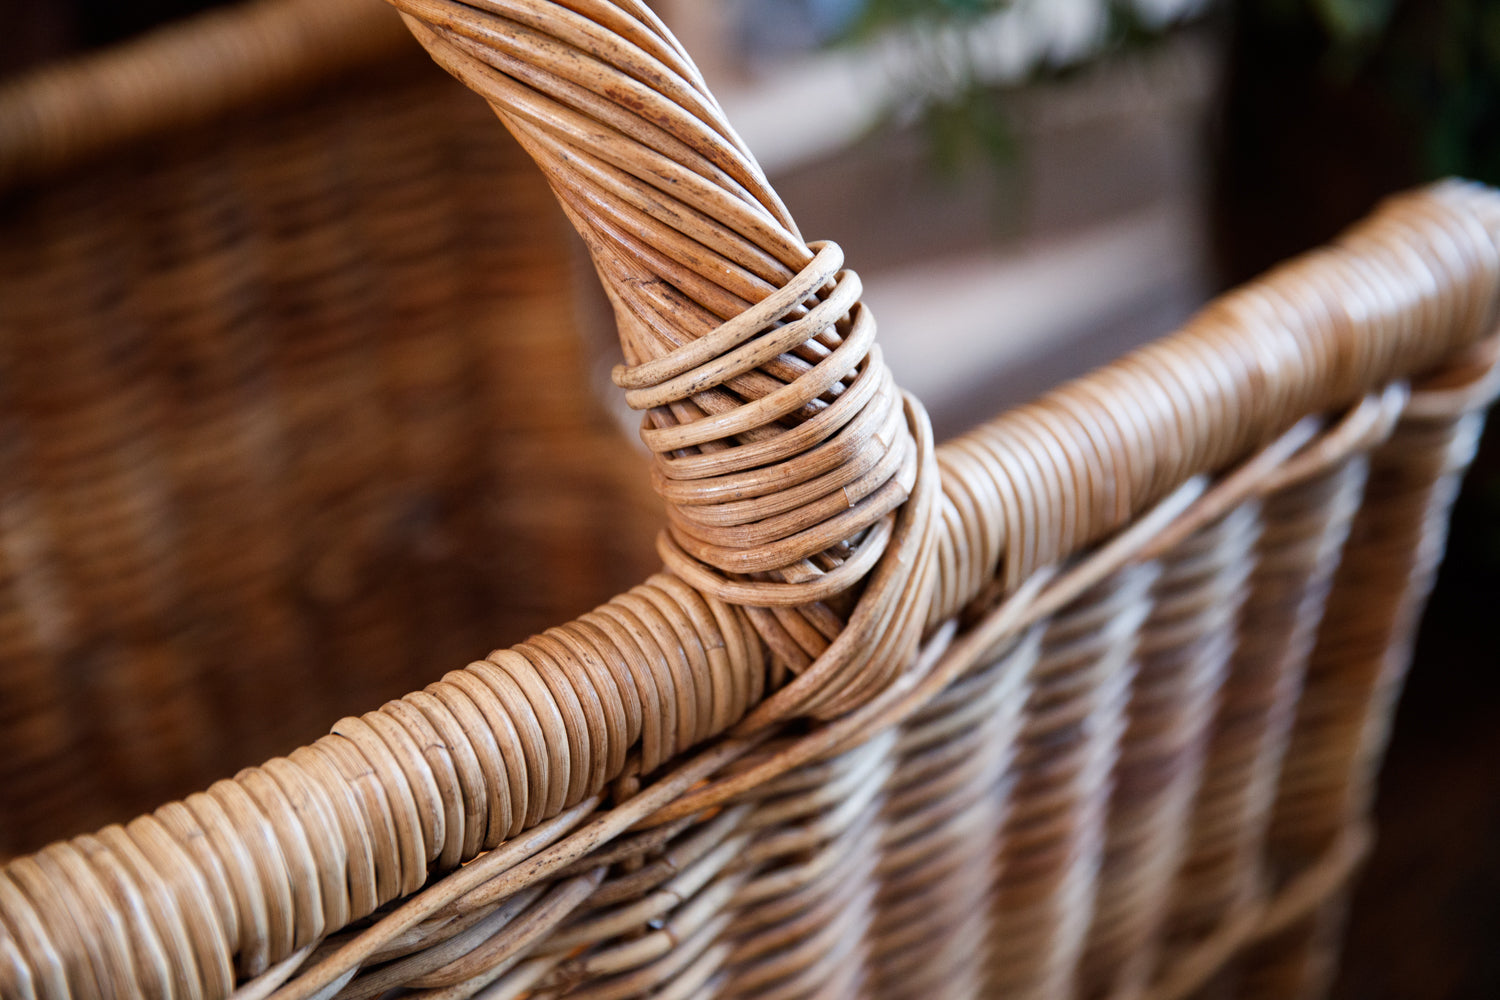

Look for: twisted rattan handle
[384,0,940,717]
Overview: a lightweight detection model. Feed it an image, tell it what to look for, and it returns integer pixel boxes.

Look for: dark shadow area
[1213,3,1500,996]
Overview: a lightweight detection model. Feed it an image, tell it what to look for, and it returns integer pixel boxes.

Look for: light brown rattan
[2,2,1499,1000]
[0,0,662,858]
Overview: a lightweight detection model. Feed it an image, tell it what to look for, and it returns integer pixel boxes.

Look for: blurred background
[1,1,1497,996]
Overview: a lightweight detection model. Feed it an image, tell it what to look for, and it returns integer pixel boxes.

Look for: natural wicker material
[2,2,1499,1000]
[0,0,661,858]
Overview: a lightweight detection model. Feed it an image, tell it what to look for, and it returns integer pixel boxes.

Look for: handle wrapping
[387,0,939,712]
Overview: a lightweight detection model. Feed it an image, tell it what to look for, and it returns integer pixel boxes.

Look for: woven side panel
[722,734,894,1000]
[867,627,1035,998]
[1081,504,1259,999]
[1235,388,1490,1000]
[1154,457,1366,998]
[0,60,660,857]
[986,565,1156,1000]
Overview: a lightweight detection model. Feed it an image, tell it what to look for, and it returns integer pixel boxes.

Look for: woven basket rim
[0,0,413,191]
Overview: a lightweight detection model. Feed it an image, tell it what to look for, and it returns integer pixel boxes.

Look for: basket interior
[0,50,662,856]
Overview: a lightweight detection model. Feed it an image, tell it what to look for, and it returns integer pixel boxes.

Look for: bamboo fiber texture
[3,3,1500,1000]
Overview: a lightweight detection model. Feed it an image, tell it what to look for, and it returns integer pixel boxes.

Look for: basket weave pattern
[0,0,661,859]
[1,2,1499,1000]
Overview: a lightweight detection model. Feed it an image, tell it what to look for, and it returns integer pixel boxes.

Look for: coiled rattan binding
[2,1,1498,999]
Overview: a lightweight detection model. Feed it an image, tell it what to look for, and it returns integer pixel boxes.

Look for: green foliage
[921,84,1016,177]
[841,0,1500,186]
[1300,0,1500,185]
[852,0,1007,35]
[840,0,1191,178]
[1414,0,1500,185]
[1310,0,1396,41]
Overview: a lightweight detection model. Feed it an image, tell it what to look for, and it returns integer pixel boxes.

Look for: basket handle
[384,0,941,714]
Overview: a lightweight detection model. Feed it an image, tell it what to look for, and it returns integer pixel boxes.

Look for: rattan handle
[383,0,937,710]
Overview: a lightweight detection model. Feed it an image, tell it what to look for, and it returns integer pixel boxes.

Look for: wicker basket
[2,2,1498,1000]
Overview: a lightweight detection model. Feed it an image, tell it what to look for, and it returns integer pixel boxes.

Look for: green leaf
[1310,0,1396,42]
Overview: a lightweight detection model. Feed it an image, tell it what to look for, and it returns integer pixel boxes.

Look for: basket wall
[0,47,661,857]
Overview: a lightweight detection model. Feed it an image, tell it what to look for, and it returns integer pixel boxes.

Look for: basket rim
[0,0,412,191]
